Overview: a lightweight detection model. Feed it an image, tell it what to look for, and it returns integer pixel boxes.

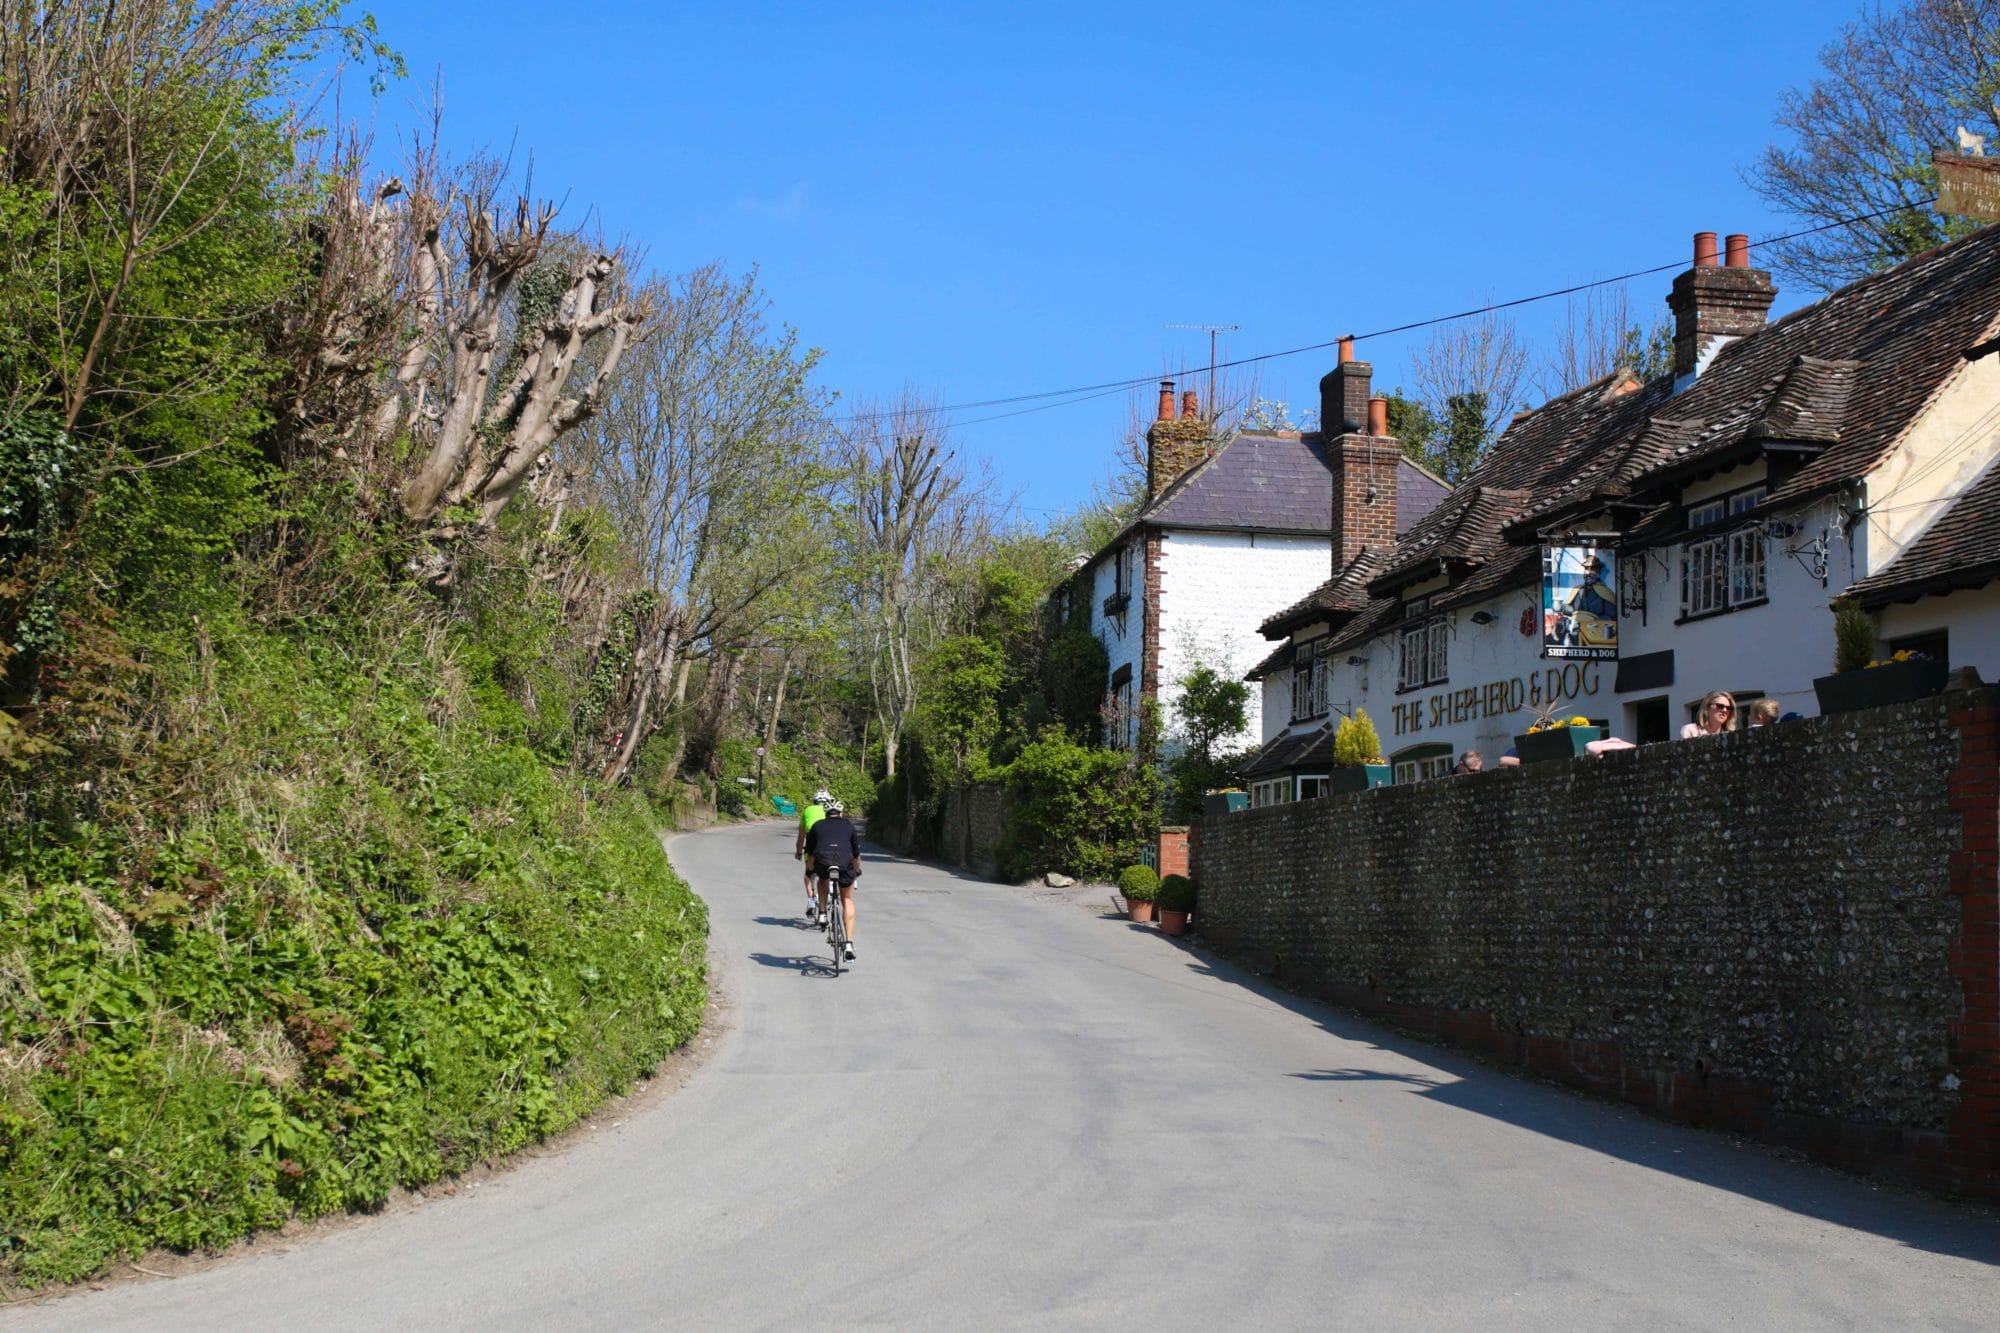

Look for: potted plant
[1512,711,1603,763]
[1813,599,1949,714]
[1201,787,1249,819]
[1156,873,1196,936]
[1326,709,1392,792]
[1117,864,1159,923]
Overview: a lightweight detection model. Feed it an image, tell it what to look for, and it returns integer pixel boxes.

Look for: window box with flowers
[1813,651,1948,714]
[1512,715,1603,763]
[1812,600,1949,715]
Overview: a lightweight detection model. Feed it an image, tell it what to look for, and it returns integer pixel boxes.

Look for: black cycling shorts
[814,863,858,888]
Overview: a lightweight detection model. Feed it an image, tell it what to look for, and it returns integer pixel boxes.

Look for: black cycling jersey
[804,815,859,870]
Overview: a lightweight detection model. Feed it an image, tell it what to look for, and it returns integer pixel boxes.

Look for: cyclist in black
[803,798,861,961]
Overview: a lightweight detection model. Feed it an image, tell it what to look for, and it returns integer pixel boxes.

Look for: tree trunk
[762,647,792,753]
[603,617,680,787]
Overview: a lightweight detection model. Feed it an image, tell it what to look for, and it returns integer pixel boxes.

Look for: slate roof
[1848,450,2000,608]
[1239,722,1332,777]
[1078,430,1450,576]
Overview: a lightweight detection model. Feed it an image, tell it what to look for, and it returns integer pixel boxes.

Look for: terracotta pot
[1159,908,1190,936]
[1127,899,1155,923]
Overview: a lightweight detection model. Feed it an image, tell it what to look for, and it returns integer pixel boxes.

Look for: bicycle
[818,867,851,976]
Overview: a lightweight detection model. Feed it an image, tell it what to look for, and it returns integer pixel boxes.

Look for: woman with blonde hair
[1680,690,1738,738]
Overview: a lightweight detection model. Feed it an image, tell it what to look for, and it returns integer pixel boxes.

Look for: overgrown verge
[0,579,707,1289]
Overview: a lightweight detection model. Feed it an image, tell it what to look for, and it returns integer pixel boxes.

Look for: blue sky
[362,0,1851,521]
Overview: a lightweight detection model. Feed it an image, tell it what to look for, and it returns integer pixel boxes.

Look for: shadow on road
[747,951,840,978]
[752,915,817,930]
[1172,949,2000,1266]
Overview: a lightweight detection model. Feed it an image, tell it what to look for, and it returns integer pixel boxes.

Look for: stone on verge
[1045,872,1076,888]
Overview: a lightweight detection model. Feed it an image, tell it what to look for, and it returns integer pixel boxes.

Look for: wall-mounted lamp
[1345,656,1369,667]
[1765,520,1798,539]
[1469,610,1497,625]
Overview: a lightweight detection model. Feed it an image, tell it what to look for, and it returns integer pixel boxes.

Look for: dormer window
[1290,638,1330,722]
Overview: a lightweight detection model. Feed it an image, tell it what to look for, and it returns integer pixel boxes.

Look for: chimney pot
[1338,336,1355,365]
[1725,233,1750,268]
[1157,380,1175,422]
[1367,395,1388,437]
[1181,390,1199,420]
[1693,231,1720,268]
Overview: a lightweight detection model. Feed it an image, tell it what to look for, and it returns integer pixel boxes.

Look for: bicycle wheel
[828,884,846,975]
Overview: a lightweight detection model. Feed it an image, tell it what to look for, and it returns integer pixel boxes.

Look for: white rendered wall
[1861,350,2000,575]
[1087,538,1144,746]
[1267,491,1874,767]
[1154,530,1331,755]
[1878,583,2000,677]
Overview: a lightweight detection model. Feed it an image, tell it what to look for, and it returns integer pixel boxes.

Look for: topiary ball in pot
[1117,864,1159,902]
[1156,874,1195,913]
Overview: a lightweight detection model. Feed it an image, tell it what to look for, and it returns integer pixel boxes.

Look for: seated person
[1453,749,1484,774]
[1745,699,1781,728]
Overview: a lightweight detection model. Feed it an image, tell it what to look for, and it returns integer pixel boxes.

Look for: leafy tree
[1747,0,2000,288]
[1164,664,1248,822]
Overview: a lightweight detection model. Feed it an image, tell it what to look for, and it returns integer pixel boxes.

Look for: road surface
[11,820,1999,1329]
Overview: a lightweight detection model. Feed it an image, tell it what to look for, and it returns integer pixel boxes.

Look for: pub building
[1242,226,2000,805]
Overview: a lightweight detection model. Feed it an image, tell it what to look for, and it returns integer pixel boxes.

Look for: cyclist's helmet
[812,788,832,806]
[826,798,845,815]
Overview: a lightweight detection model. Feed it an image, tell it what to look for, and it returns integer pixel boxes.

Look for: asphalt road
[11,820,2000,1329]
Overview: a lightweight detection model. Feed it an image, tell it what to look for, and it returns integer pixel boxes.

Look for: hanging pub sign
[1541,545,1619,660]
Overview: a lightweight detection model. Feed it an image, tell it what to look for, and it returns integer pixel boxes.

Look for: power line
[831,199,1939,430]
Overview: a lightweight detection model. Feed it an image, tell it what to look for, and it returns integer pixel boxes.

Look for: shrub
[1117,864,1160,902]
[1332,709,1385,767]
[1832,598,1876,674]
[1156,873,1196,912]
[996,727,1158,882]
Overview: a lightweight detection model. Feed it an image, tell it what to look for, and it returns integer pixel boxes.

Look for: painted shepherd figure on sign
[1542,545,1619,660]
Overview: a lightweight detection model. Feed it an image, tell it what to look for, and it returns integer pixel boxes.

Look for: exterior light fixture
[1469,610,1497,625]
[1346,655,1369,666]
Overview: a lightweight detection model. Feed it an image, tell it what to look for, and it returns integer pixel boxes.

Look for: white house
[1066,380,1445,753]
[1244,226,2000,803]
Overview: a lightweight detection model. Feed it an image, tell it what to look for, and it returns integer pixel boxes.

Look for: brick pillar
[1158,826,1191,878]
[1947,689,2000,1196]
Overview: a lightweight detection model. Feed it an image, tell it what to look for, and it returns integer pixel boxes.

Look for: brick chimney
[1329,391,1400,572]
[1667,230,1776,382]
[1318,335,1372,436]
[1146,379,1212,502]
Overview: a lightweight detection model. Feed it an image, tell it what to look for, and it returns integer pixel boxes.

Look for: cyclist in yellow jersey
[794,789,830,923]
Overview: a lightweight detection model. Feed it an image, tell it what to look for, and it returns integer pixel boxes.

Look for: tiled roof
[1848,449,2000,608]
[1258,224,2000,669]
[1370,485,1534,592]
[1511,225,2000,533]
[1239,722,1332,777]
